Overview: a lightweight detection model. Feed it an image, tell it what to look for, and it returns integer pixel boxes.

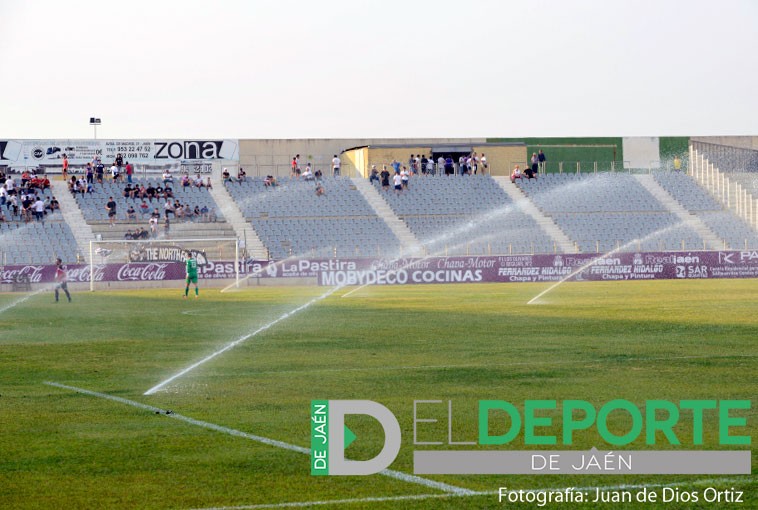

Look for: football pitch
[0,279,755,509]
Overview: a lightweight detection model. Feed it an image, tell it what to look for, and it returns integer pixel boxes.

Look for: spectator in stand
[369,165,379,184]
[49,196,60,212]
[481,153,488,174]
[149,215,158,238]
[315,183,326,196]
[21,170,31,187]
[400,166,410,188]
[122,184,133,198]
[332,154,341,176]
[163,168,173,185]
[193,173,204,187]
[393,170,403,194]
[21,193,33,222]
[420,155,429,175]
[314,169,322,181]
[222,168,231,182]
[111,162,120,182]
[524,163,536,179]
[127,204,137,220]
[200,205,209,221]
[115,153,124,174]
[391,159,401,174]
[205,176,212,188]
[445,156,454,176]
[380,165,390,191]
[139,200,150,216]
[673,155,682,172]
[62,154,69,181]
[538,150,546,172]
[193,205,201,219]
[1,184,8,207]
[471,152,479,175]
[264,175,277,187]
[237,167,246,182]
[125,161,134,183]
[164,200,175,218]
[33,195,45,221]
[5,175,16,195]
[181,173,191,187]
[175,202,185,220]
[531,153,539,176]
[9,194,19,218]
[105,196,117,226]
[86,162,94,184]
[302,164,314,181]
[291,155,300,176]
[510,164,522,183]
[0,208,6,222]
[95,159,105,183]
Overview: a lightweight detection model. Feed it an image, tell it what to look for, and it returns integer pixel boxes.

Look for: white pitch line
[144,286,341,395]
[189,492,476,510]
[45,382,473,495]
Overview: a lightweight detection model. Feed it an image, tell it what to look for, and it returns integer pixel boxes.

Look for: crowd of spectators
[0,169,58,222]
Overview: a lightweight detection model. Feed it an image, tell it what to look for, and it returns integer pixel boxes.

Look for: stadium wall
[238,138,487,177]
[691,136,758,151]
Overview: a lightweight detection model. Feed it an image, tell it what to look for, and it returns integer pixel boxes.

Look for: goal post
[88,237,239,291]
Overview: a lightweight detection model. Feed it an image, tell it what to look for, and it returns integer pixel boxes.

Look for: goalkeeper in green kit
[184,251,199,298]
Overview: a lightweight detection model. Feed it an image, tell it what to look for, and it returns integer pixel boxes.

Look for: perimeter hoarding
[2,250,757,285]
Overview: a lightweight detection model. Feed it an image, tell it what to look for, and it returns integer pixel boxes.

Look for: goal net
[88,237,239,291]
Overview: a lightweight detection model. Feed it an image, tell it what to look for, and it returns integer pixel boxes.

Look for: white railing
[689,146,758,230]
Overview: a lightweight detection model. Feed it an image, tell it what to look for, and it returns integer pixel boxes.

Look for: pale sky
[0,0,756,140]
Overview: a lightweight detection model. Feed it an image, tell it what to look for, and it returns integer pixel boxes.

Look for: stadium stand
[653,171,757,250]
[517,172,708,252]
[374,174,557,255]
[0,184,81,264]
[72,178,224,223]
[0,220,79,265]
[227,176,402,259]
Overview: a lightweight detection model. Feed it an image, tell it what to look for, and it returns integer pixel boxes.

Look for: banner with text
[0,139,239,174]
[1,250,757,285]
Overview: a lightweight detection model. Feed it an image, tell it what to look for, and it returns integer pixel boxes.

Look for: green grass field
[0,280,755,509]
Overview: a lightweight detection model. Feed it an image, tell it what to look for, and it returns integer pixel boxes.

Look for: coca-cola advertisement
[1,250,757,286]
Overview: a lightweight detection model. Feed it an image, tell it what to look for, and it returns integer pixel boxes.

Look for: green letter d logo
[312,400,401,475]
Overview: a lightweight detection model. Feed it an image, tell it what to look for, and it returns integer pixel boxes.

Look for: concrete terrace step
[634,174,723,250]
[351,177,423,256]
[90,221,236,241]
[492,176,576,253]
[50,180,96,262]
[210,180,268,259]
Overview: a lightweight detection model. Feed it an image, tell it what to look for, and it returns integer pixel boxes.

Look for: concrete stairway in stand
[634,174,723,250]
[351,177,423,255]
[492,176,576,253]
[207,181,268,259]
[50,180,96,262]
